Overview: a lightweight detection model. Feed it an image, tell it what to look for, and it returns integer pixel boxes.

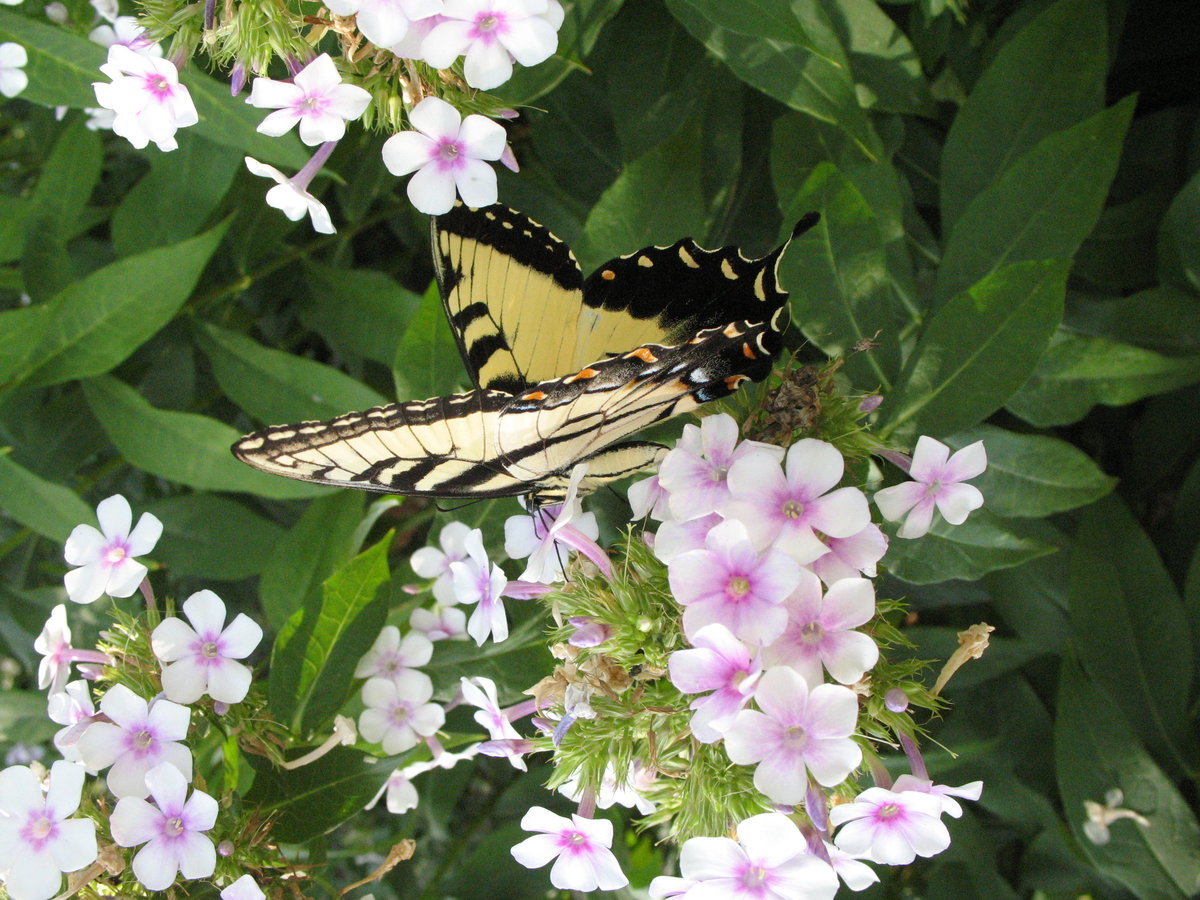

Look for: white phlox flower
[0,43,28,99]
[248,54,370,145]
[63,493,162,605]
[874,436,987,539]
[410,521,476,604]
[324,0,442,51]
[422,0,561,90]
[558,761,657,814]
[88,16,163,56]
[382,96,506,214]
[151,589,264,705]
[409,603,469,640]
[358,672,445,754]
[92,44,198,151]
[829,786,951,865]
[355,625,433,681]
[244,155,336,234]
[47,680,97,762]
[504,463,602,583]
[510,807,628,892]
[449,529,511,644]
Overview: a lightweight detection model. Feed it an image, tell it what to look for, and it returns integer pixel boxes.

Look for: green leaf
[0,196,29,266]
[1158,167,1200,294]
[882,508,1056,584]
[146,494,284,581]
[1056,656,1200,897]
[665,0,881,161]
[184,69,309,170]
[1069,496,1195,775]
[22,118,103,303]
[0,9,106,107]
[939,0,1107,229]
[269,536,391,732]
[5,222,230,392]
[0,689,57,745]
[111,134,242,257]
[936,98,1134,303]
[1066,287,1200,357]
[779,162,903,389]
[878,260,1069,439]
[81,375,327,499]
[0,305,51,387]
[1005,331,1200,427]
[667,0,824,48]
[0,453,92,542]
[259,492,365,632]
[195,320,387,424]
[392,280,467,400]
[945,424,1116,518]
[299,261,421,366]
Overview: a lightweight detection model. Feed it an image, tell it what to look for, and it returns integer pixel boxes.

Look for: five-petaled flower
[449,529,512,644]
[829,786,951,865]
[244,154,336,234]
[323,0,441,50]
[422,0,562,90]
[668,622,762,743]
[109,762,218,890]
[763,573,879,687]
[874,436,986,539]
[382,96,507,214]
[358,672,445,754]
[64,494,162,605]
[92,44,198,151]
[248,54,370,145]
[151,589,264,705]
[77,684,192,799]
[0,761,98,900]
[410,521,477,605]
[355,624,433,682]
[510,807,628,892]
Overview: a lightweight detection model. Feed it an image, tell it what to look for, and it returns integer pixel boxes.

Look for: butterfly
[232,204,818,508]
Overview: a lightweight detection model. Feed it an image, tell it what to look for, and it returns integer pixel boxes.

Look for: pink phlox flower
[220,874,266,900]
[510,807,628,892]
[421,0,560,90]
[558,761,656,815]
[460,675,526,770]
[409,603,469,640]
[151,589,263,705]
[354,625,433,681]
[874,437,986,539]
[810,522,887,585]
[47,680,97,763]
[891,774,983,819]
[92,44,198,151]
[672,812,838,900]
[35,605,74,692]
[449,529,511,644]
[723,667,862,806]
[0,761,98,900]
[77,684,192,799]
[248,54,370,145]
[88,15,162,56]
[821,841,879,892]
[567,616,611,648]
[668,519,802,646]
[762,574,879,687]
[357,672,445,754]
[628,473,671,521]
[364,767,420,814]
[828,786,950,865]
[323,0,441,49]
[723,438,871,565]
[505,464,606,582]
[652,512,722,564]
[0,42,28,99]
[108,762,217,890]
[410,521,476,604]
[244,155,336,234]
[381,96,506,214]
[668,623,762,743]
[387,12,442,57]
[657,415,783,522]
[63,494,162,605]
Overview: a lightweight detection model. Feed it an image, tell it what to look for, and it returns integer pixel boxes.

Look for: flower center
[144,73,172,99]
[782,724,808,751]
[800,621,825,645]
[300,95,325,113]
[134,728,154,750]
[477,13,499,31]
[389,704,412,727]
[728,576,750,597]
[201,640,220,659]
[104,544,128,564]
[876,802,901,820]
[709,465,727,482]
[566,830,585,847]
[165,815,185,837]
[740,863,769,889]
[438,140,461,162]
[782,499,804,519]
[29,814,53,840]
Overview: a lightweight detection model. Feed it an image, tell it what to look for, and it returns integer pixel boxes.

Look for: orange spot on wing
[725,375,749,391]
[601,270,616,280]
[566,368,599,383]
[742,343,757,359]
[523,391,546,400]
[627,347,658,362]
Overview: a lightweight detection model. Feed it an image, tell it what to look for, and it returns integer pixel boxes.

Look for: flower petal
[95,494,132,539]
[126,512,162,556]
[407,161,458,214]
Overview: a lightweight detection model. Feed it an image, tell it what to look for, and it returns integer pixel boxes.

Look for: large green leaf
[0,9,106,107]
[81,375,326,499]
[1056,657,1200,897]
[391,281,466,400]
[0,453,92,542]
[945,424,1116,518]
[1069,496,1195,775]
[299,261,421,366]
[184,69,308,169]
[878,260,1069,439]
[1006,331,1200,427]
[195,320,387,424]
[0,306,51,387]
[1065,287,1200,357]
[882,509,1056,584]
[146,494,284,581]
[936,98,1134,303]
[939,0,1107,229]
[259,492,365,632]
[4,223,230,392]
[268,537,391,732]
[1158,168,1200,294]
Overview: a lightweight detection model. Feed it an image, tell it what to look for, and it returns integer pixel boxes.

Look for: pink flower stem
[503,580,554,600]
[203,0,214,30]
[502,699,538,722]
[67,649,112,668]
[801,823,833,863]
[169,47,189,72]
[138,576,155,612]
[898,731,929,780]
[866,752,893,790]
[575,787,597,819]
[425,734,448,759]
[555,524,613,578]
[805,783,830,834]
[877,448,913,474]
[293,141,338,191]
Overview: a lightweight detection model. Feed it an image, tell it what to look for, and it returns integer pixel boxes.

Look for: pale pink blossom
[891,774,983,818]
[358,673,445,754]
[410,521,476,604]
[460,676,525,770]
[244,154,335,234]
[558,761,656,815]
[63,494,162,604]
[510,807,628,892]
[109,763,217,890]
[46,681,97,763]
[449,530,510,644]
[355,625,433,680]
[628,473,670,521]
[810,523,887,585]
[763,575,879,687]
[409,604,468,640]
[382,96,506,214]
[364,768,419,814]
[829,786,950,865]
[248,54,370,145]
[92,44,198,151]
[323,0,441,48]
[76,684,192,799]
[0,762,98,900]
[668,623,762,743]
[421,0,560,90]
[505,464,605,582]
[874,437,986,538]
[88,16,162,56]
[151,590,263,705]
[652,513,721,563]
[723,667,862,805]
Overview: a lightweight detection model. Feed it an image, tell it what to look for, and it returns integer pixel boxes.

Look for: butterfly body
[233,205,817,507]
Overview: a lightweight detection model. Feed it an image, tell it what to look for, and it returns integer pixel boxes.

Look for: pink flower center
[298,94,329,116]
[473,11,505,40]
[133,728,155,750]
[782,499,804,518]
[739,863,770,891]
[142,72,173,99]
[781,724,809,751]
[800,621,825,644]
[389,703,413,727]
[559,829,590,853]
[875,802,901,821]
[728,576,750,597]
[201,640,220,660]
[165,815,185,837]
[104,544,128,564]
[21,812,56,851]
